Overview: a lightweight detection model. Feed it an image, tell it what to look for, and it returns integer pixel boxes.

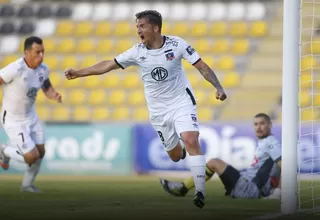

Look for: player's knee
[181,133,201,156]
[209,158,222,163]
[208,158,228,173]
[169,154,181,162]
[23,147,40,165]
[207,158,214,166]
[24,155,38,165]
[181,132,199,148]
[207,158,220,168]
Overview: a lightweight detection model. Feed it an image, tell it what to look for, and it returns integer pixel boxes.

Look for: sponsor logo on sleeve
[186,45,196,55]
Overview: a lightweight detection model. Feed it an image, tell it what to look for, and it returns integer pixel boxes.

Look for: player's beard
[142,38,147,46]
[144,35,156,48]
[37,58,43,66]
[33,61,41,69]
[257,132,270,139]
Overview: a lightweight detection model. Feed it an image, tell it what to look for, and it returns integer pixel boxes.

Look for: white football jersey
[115,36,201,116]
[0,58,49,118]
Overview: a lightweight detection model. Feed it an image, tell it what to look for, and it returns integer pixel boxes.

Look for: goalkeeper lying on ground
[160,113,281,199]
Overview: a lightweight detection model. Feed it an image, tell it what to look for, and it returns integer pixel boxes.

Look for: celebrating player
[0,36,62,192]
[64,10,227,208]
[160,113,282,199]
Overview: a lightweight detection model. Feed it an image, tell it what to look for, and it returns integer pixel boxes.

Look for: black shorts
[219,165,241,196]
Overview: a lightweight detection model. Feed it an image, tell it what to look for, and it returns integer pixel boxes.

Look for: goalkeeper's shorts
[230,175,261,199]
[219,165,261,199]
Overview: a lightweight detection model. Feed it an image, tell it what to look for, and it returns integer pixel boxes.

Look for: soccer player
[64,10,227,208]
[160,113,282,199]
[0,36,62,192]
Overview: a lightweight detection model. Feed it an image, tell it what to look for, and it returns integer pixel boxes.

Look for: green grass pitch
[0,175,319,220]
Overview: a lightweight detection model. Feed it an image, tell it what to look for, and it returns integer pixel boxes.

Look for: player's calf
[181,131,206,205]
[21,146,43,192]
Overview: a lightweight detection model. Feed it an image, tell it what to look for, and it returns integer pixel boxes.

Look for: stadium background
[0,0,318,177]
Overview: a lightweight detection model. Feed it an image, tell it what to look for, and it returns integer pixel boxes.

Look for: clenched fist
[65,68,79,80]
[216,88,227,101]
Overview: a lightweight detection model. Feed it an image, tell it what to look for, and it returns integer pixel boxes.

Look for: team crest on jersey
[165,52,175,61]
[39,76,44,82]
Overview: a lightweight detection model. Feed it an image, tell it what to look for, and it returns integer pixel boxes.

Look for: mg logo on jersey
[151,67,168,81]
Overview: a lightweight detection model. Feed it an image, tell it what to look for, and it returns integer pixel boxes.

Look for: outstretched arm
[65,59,120,80]
[193,59,227,101]
[193,59,223,90]
[42,78,62,103]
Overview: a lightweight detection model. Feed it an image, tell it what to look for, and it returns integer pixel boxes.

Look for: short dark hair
[24,36,43,51]
[135,10,162,32]
[254,113,271,123]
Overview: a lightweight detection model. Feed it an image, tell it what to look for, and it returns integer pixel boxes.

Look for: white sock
[22,158,42,187]
[188,155,206,195]
[3,146,25,163]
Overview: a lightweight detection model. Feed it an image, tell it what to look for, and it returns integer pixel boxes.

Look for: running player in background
[0,36,62,192]
[64,10,227,208]
[160,113,282,200]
